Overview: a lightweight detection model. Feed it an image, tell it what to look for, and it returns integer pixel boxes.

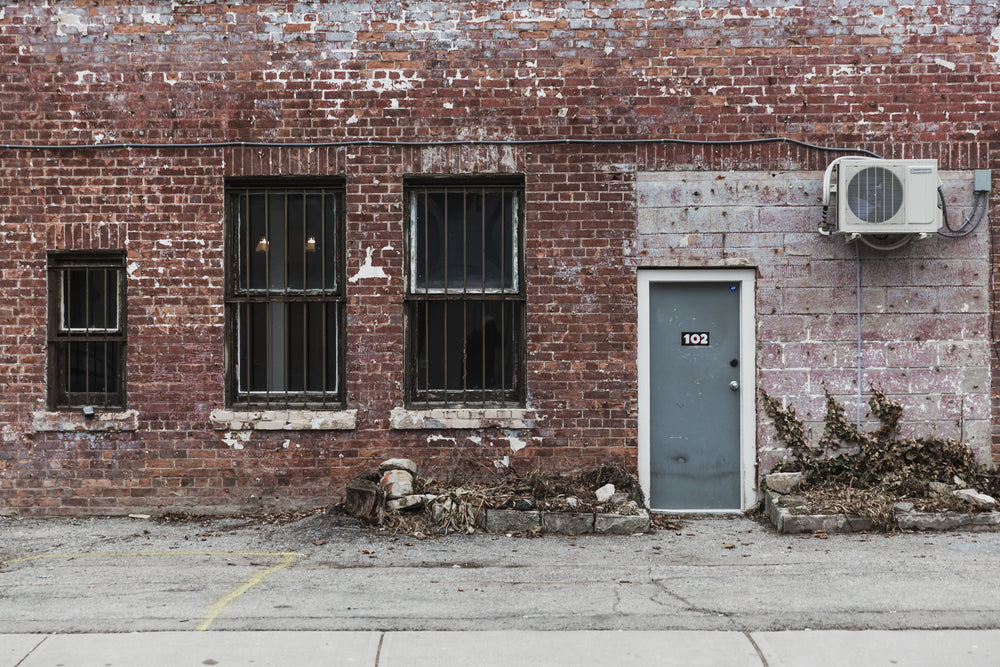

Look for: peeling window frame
[224,177,347,409]
[403,176,526,409]
[46,251,127,410]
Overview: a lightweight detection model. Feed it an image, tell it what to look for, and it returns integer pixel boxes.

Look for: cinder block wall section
[635,171,991,469]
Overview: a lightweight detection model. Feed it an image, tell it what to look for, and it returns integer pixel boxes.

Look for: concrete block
[483,509,541,533]
[898,512,1000,532]
[594,511,651,535]
[764,472,806,494]
[541,512,595,535]
[386,495,427,512]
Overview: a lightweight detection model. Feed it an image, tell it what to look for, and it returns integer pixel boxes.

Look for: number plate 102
[681,332,710,346]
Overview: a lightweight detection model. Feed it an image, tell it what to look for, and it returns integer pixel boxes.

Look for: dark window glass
[407,182,524,407]
[227,184,344,407]
[48,253,126,409]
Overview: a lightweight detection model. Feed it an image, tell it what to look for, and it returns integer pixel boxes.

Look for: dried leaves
[762,387,999,530]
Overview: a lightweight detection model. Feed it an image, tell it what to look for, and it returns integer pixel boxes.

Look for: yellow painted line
[196,552,300,631]
[1,550,302,631]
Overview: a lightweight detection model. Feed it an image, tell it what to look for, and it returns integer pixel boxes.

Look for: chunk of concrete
[953,488,997,511]
[541,512,595,535]
[344,475,386,525]
[379,458,418,475]
[595,484,616,503]
[380,469,414,499]
[764,472,806,494]
[387,494,428,512]
[609,492,629,506]
[594,511,651,535]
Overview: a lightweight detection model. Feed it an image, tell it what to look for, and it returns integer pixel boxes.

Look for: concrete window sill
[32,410,139,432]
[210,409,357,431]
[391,407,534,430]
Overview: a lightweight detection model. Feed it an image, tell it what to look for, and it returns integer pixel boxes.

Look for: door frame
[637,268,757,512]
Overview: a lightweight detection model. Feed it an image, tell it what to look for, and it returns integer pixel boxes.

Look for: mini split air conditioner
[823,158,942,236]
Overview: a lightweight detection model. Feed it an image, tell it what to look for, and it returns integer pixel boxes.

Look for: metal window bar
[231,187,342,408]
[408,185,522,408]
[50,259,124,409]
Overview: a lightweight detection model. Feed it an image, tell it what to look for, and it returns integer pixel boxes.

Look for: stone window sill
[391,407,534,430]
[210,409,357,431]
[33,410,139,432]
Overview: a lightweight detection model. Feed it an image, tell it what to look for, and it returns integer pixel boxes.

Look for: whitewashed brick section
[635,170,990,469]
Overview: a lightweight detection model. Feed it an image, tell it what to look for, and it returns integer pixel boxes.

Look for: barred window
[226,181,345,408]
[47,252,127,409]
[406,179,525,407]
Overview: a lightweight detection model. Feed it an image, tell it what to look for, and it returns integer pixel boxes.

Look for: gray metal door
[648,281,741,510]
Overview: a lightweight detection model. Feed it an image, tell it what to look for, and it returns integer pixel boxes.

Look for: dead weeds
[762,388,1000,531]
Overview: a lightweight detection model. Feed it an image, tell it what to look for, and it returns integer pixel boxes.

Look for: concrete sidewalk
[5,630,1000,667]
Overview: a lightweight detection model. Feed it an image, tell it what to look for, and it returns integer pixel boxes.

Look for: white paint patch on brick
[54,9,88,36]
[507,435,528,453]
[992,24,1000,65]
[349,247,389,283]
[222,431,250,450]
[427,435,457,445]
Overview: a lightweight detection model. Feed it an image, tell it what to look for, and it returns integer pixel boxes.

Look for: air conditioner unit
[829,159,942,235]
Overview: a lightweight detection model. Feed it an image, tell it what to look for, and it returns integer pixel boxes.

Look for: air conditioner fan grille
[846,166,904,224]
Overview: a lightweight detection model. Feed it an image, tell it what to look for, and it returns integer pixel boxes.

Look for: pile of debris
[761,388,1000,531]
[343,459,651,536]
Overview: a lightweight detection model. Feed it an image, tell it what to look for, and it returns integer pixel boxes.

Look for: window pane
[67,341,119,394]
[238,302,270,393]
[287,193,305,291]
[466,300,516,390]
[411,187,517,294]
[63,270,88,329]
[325,302,339,393]
[238,301,340,397]
[304,193,324,290]
[248,193,268,291]
[267,193,286,291]
[413,300,517,394]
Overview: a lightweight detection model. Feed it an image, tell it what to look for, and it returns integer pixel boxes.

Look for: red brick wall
[1,2,998,514]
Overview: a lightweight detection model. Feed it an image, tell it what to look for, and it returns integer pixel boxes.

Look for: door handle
[729,380,740,391]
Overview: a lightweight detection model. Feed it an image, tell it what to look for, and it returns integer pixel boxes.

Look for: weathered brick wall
[636,170,991,470]
[1,2,998,514]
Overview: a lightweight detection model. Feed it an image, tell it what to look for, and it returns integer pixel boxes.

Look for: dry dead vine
[761,388,999,530]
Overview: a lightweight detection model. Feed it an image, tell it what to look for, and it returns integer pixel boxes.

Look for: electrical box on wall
[832,159,942,235]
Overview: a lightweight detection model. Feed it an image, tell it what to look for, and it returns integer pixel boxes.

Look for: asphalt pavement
[3,510,1000,665]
